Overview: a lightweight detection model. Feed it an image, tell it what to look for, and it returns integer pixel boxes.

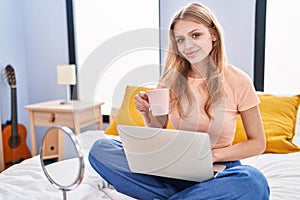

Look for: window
[264,0,300,94]
[72,0,160,114]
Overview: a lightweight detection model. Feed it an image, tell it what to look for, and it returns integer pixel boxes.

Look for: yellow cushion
[104,119,118,136]
[104,86,152,135]
[233,94,300,153]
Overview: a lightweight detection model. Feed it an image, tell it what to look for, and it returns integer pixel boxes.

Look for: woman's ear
[212,32,218,41]
[210,29,218,41]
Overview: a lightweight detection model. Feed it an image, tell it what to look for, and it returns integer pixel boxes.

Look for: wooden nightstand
[24,100,104,157]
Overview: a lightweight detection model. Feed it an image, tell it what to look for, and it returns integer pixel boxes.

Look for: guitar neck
[11,87,18,138]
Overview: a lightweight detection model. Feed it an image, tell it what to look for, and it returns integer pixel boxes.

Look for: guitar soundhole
[8,135,21,149]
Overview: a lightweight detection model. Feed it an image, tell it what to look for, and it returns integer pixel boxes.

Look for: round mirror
[40,126,84,200]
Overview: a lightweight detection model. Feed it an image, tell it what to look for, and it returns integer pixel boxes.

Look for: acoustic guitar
[2,65,31,169]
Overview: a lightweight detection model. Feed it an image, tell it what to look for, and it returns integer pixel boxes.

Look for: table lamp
[57,64,76,104]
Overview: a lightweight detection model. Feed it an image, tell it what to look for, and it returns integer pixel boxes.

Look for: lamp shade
[57,64,76,85]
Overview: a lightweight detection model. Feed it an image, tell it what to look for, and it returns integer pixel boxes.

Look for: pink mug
[147,88,169,116]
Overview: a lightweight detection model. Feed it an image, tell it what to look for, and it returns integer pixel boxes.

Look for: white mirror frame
[40,126,84,199]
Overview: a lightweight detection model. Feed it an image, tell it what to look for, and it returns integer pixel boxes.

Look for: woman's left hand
[211,148,220,163]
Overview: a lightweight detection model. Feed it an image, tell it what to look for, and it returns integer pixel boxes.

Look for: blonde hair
[160,2,227,118]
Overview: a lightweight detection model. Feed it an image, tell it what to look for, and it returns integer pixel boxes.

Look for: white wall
[0,0,30,149]
[22,0,69,103]
[0,0,69,153]
[22,0,69,152]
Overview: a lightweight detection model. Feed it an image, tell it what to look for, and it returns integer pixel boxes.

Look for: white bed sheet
[1,130,300,200]
[0,130,134,200]
[0,155,111,200]
[241,152,300,200]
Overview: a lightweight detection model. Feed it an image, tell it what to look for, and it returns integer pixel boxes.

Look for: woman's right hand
[135,90,168,128]
[134,91,150,114]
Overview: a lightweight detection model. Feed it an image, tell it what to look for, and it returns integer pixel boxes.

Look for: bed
[1,87,299,200]
[1,130,300,200]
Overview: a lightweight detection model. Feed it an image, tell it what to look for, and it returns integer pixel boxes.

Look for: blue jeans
[88,139,270,200]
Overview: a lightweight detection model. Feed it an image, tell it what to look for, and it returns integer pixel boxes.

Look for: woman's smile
[184,49,199,58]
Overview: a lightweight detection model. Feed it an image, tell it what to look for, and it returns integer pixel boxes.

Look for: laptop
[117,125,224,182]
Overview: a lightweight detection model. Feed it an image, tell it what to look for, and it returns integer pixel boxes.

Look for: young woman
[89,3,270,199]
